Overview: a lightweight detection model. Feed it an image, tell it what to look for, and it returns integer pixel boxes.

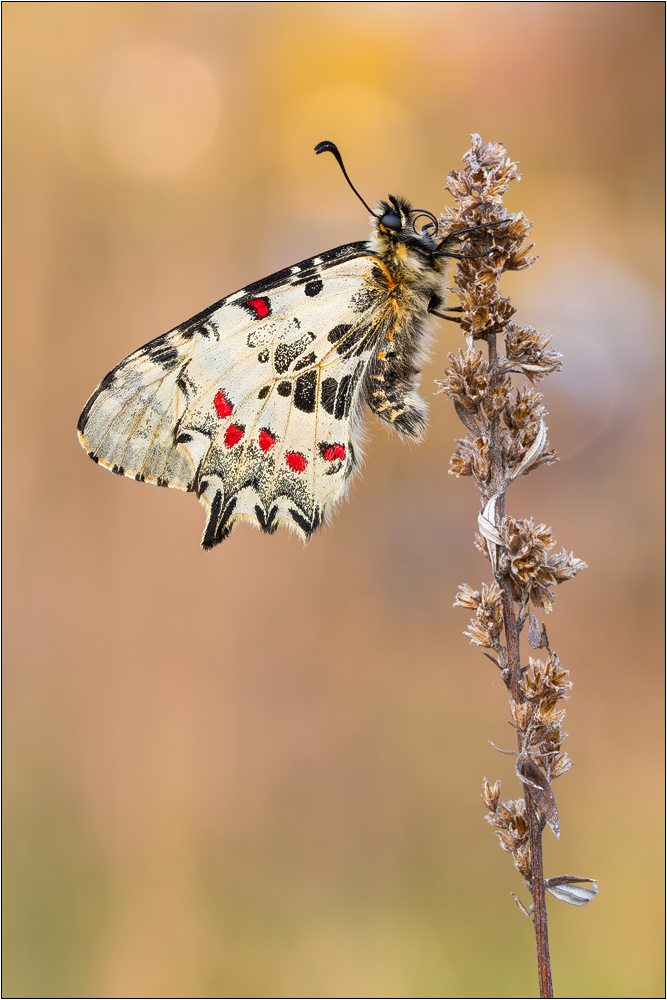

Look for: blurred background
[3,3,664,997]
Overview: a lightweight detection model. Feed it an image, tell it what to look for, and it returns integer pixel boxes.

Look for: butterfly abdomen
[361,219,446,440]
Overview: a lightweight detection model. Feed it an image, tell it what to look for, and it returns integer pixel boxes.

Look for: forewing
[78,246,388,546]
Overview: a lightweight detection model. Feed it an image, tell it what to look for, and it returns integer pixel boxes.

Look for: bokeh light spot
[97,40,221,178]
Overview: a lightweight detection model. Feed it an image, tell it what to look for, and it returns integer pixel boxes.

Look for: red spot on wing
[259,430,276,452]
[286,452,307,473]
[214,390,233,419]
[321,443,346,462]
[247,297,270,319]
[224,423,244,448]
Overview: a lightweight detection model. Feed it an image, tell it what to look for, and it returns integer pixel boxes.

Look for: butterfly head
[372,196,440,255]
[370,195,448,266]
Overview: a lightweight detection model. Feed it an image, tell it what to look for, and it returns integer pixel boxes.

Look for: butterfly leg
[430,307,463,323]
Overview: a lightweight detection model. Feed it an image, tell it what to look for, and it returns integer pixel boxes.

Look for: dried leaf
[454,400,482,435]
[513,417,547,479]
[478,496,504,546]
[482,779,501,811]
[545,876,598,906]
[526,613,542,649]
[516,753,560,837]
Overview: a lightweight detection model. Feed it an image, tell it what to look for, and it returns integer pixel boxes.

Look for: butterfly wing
[78,243,403,546]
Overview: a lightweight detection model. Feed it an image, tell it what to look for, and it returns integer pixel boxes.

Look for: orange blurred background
[3,3,664,997]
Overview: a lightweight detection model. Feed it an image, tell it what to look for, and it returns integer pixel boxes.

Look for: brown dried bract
[456,582,503,649]
[483,780,532,881]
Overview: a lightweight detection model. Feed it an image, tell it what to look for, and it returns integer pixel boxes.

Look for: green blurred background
[3,3,664,997]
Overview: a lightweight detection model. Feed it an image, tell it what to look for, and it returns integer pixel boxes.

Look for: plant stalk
[487,329,554,998]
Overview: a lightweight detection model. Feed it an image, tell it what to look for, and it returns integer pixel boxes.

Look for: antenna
[314,141,377,217]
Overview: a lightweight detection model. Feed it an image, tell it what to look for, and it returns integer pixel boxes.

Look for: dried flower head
[501,387,557,476]
[455,582,503,649]
[436,349,489,411]
[449,433,490,483]
[499,517,558,611]
[504,324,563,383]
[521,653,572,708]
[483,781,532,881]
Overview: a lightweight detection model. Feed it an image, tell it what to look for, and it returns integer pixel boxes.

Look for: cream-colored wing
[78,245,392,546]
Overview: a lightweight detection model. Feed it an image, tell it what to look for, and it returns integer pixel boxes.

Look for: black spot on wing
[258,386,271,399]
[277,382,292,397]
[289,508,312,536]
[202,491,223,549]
[321,378,337,415]
[327,324,353,345]
[304,278,323,296]
[274,345,294,375]
[144,337,180,370]
[255,505,279,535]
[337,329,367,358]
[216,498,239,544]
[294,370,317,413]
[293,351,317,372]
[202,493,237,550]
[288,506,322,539]
[334,375,351,419]
[274,333,316,375]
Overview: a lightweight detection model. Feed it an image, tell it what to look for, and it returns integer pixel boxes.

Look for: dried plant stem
[489,344,553,996]
[438,135,595,999]
[487,337,553,994]
[525,786,553,997]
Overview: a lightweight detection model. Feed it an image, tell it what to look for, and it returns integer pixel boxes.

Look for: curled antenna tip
[314,140,338,156]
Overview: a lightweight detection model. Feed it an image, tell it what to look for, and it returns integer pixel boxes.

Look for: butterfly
[78,141,498,548]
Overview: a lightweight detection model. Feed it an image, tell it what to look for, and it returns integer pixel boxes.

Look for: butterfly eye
[381,214,402,232]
